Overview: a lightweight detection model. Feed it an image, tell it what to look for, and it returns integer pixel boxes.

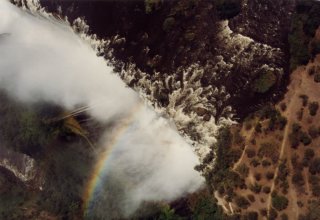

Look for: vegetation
[252,71,277,94]
[162,17,176,32]
[246,149,256,158]
[258,142,279,163]
[272,194,289,211]
[309,158,320,175]
[308,101,319,116]
[215,0,241,19]
[289,1,320,70]
[235,196,250,209]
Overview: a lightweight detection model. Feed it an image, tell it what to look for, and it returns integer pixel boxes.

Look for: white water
[0,0,204,217]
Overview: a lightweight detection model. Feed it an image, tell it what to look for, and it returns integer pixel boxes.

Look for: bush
[300,132,312,146]
[263,186,271,194]
[262,160,271,167]
[290,133,300,148]
[244,211,258,220]
[247,194,255,203]
[308,126,320,139]
[255,123,262,133]
[258,142,279,163]
[246,149,256,158]
[309,102,319,116]
[272,195,289,211]
[250,159,260,167]
[299,95,309,107]
[216,0,241,19]
[266,172,274,180]
[314,73,320,83]
[277,116,288,130]
[254,173,261,181]
[309,158,320,175]
[309,175,320,186]
[252,71,277,93]
[234,196,250,209]
[269,208,278,220]
[249,183,262,194]
[280,102,287,111]
[260,208,267,217]
[292,172,305,187]
[297,108,304,121]
[280,213,289,220]
[304,149,315,160]
[312,184,320,197]
[162,17,176,32]
[236,164,249,177]
[292,123,302,132]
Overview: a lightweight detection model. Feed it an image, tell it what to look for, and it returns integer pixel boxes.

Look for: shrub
[269,208,278,220]
[304,149,315,160]
[252,71,277,93]
[292,123,302,132]
[289,133,300,148]
[312,184,320,197]
[308,66,316,75]
[247,194,255,203]
[292,172,305,187]
[278,116,288,130]
[262,160,271,167]
[162,17,176,32]
[266,172,275,180]
[263,186,271,194]
[216,0,241,19]
[299,95,309,107]
[297,108,304,121]
[236,164,249,177]
[255,123,262,133]
[233,130,244,145]
[309,158,320,175]
[308,126,320,139]
[249,183,262,194]
[309,175,320,186]
[272,195,289,211]
[300,132,312,146]
[234,196,250,209]
[217,185,225,195]
[308,102,319,116]
[246,149,256,158]
[280,213,289,220]
[250,159,260,167]
[280,102,287,111]
[244,211,258,220]
[258,142,279,163]
[314,73,320,83]
[260,208,267,217]
[254,173,261,181]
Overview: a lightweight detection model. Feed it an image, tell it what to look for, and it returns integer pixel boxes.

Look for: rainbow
[82,103,142,217]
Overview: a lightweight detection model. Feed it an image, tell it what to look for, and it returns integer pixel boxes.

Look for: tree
[272,195,289,211]
[263,186,271,194]
[235,196,250,209]
[292,172,305,187]
[246,149,256,158]
[309,102,319,116]
[300,132,312,146]
[305,149,315,160]
[280,213,289,220]
[309,158,320,175]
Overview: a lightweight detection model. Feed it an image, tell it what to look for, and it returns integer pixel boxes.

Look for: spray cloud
[0,0,204,217]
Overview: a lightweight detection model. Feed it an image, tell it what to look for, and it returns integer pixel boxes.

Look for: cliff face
[36,0,292,122]
[229,0,295,49]
[0,146,36,182]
